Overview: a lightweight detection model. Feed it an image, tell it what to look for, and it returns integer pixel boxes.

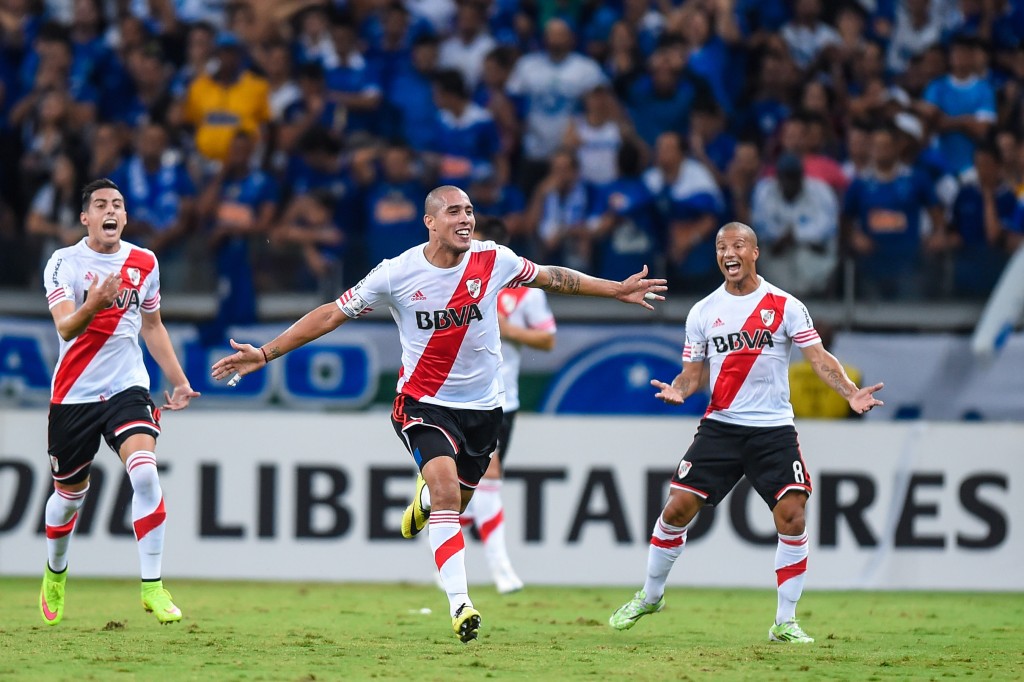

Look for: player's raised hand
[211,338,266,384]
[162,383,200,410]
[849,382,885,414]
[651,379,685,405]
[86,272,122,311]
[617,264,667,310]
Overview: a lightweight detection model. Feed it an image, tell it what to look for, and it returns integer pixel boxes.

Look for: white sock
[45,485,88,572]
[127,451,166,581]
[641,515,687,604]
[420,480,432,511]
[429,510,470,616]
[472,479,514,570]
[775,531,809,624]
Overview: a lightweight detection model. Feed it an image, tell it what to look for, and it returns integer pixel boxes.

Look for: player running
[212,185,665,642]
[609,222,883,643]
[40,178,199,626]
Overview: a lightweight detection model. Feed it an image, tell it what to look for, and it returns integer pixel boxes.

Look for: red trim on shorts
[775,484,812,500]
[46,512,78,539]
[51,460,92,482]
[133,497,166,541]
[776,557,808,587]
[669,481,709,499]
[115,420,161,437]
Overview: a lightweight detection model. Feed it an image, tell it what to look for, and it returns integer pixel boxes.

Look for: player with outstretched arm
[608,222,883,643]
[212,185,665,643]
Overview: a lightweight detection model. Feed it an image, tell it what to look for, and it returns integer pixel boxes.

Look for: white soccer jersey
[497,287,556,412]
[683,277,821,427]
[43,239,160,404]
[336,240,538,409]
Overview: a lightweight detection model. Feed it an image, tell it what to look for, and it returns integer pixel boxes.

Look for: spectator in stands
[950,144,1021,297]
[282,127,356,236]
[774,112,848,198]
[13,86,82,202]
[892,112,960,217]
[751,152,839,298]
[279,62,343,155]
[182,32,270,165]
[386,33,440,150]
[665,3,733,111]
[588,141,659,281]
[738,42,794,142]
[292,4,339,70]
[439,0,495,90]
[257,40,301,124]
[564,84,636,187]
[362,143,427,264]
[325,15,384,137]
[108,121,196,289]
[528,147,596,271]
[170,21,215,100]
[507,18,606,192]
[625,43,710,149]
[26,152,81,278]
[887,0,944,75]
[84,121,124,180]
[842,124,947,300]
[197,131,279,336]
[687,97,736,189]
[113,41,174,128]
[643,130,723,291]
[723,139,762,225]
[918,34,997,174]
[428,68,503,187]
[270,188,345,299]
[780,0,840,70]
[467,172,529,250]
[474,46,520,161]
[841,122,872,182]
[604,20,645,92]
[366,1,433,93]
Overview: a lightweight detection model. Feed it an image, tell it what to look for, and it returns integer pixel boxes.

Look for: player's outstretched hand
[651,379,685,405]
[617,264,667,310]
[163,383,200,410]
[849,382,885,414]
[211,338,266,385]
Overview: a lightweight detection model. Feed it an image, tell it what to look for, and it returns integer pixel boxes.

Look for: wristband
[260,347,270,364]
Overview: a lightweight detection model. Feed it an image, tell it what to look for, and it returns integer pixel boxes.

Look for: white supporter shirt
[497,287,556,412]
[683,277,821,427]
[336,240,538,409]
[43,239,160,404]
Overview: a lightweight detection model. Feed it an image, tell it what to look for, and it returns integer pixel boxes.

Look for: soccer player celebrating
[609,222,884,643]
[40,179,200,626]
[212,185,665,642]
[463,217,557,594]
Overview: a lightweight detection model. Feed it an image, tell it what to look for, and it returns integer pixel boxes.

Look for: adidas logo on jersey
[712,318,724,328]
[411,290,427,302]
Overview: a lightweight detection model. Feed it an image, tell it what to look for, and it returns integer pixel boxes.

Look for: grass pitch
[1,578,1021,681]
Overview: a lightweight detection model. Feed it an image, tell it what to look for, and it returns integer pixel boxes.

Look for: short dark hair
[433,68,468,99]
[81,178,121,211]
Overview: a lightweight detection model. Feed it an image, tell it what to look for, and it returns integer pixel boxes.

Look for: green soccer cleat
[608,590,665,631]
[39,565,67,626]
[769,619,814,643]
[401,474,430,539]
[452,603,481,643]
[141,582,182,624]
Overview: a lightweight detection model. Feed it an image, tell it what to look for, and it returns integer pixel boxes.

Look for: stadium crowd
[1,0,1024,324]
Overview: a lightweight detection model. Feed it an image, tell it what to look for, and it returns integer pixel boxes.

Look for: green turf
[1,578,1021,681]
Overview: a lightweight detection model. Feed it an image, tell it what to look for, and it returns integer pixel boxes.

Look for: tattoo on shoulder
[542,267,581,295]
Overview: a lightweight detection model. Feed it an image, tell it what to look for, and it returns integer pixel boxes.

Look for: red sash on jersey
[706,292,786,416]
[52,249,155,403]
[403,250,496,400]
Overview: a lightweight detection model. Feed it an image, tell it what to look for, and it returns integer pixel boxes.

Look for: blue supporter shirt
[924,75,996,173]
[385,69,437,149]
[325,56,383,134]
[589,177,660,281]
[284,155,358,235]
[429,104,501,186]
[363,180,426,264]
[626,74,706,147]
[109,156,196,233]
[843,166,937,274]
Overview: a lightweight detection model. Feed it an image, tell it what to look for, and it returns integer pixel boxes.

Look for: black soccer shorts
[493,410,517,465]
[47,386,161,485]
[390,394,502,489]
[669,418,812,508]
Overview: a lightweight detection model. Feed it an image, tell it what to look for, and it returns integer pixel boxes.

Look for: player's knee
[773,493,807,533]
[663,491,702,527]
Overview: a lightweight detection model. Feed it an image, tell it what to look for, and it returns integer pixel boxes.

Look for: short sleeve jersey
[42,239,160,404]
[683,277,821,427]
[496,287,556,412]
[336,240,538,409]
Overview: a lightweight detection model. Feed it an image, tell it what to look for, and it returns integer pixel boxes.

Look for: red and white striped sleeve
[785,297,821,348]
[43,252,74,309]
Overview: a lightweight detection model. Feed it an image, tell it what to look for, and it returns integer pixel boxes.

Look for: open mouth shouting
[102,218,119,235]
[723,259,741,276]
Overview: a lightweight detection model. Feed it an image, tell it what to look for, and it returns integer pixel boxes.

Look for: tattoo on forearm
[268,346,282,360]
[543,267,581,295]
[819,362,853,397]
